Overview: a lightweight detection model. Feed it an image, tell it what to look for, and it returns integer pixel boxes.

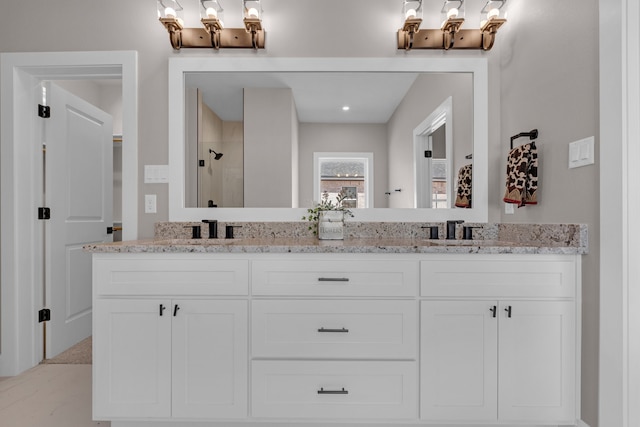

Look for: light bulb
[205,7,217,18]
[487,8,500,20]
[164,7,177,18]
[342,106,350,111]
[447,8,458,19]
[405,8,417,20]
[247,7,259,18]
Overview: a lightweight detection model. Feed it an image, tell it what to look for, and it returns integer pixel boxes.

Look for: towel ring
[510,129,538,149]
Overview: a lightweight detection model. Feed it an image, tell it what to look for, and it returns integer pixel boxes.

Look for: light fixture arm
[160,17,184,49]
[401,18,422,51]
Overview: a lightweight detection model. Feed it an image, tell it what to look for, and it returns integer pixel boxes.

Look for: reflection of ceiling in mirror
[185,72,423,124]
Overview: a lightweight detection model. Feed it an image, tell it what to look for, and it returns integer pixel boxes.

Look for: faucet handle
[225,225,242,239]
[421,225,439,239]
[184,225,201,239]
[462,225,482,240]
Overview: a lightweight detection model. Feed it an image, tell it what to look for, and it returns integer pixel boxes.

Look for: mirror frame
[169,57,488,222]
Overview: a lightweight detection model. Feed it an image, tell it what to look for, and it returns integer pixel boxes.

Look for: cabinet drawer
[421,258,575,298]
[252,300,417,359]
[252,259,418,297]
[94,258,249,296]
[252,360,417,420]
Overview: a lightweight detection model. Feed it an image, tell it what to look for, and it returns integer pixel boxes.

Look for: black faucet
[202,220,218,238]
[446,220,464,240]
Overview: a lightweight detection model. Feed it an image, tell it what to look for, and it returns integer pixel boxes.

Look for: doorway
[0,51,138,376]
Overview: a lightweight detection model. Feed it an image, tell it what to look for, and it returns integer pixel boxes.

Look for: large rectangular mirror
[169,58,488,222]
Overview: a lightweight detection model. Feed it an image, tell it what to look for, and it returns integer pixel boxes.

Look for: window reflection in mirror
[314,153,373,209]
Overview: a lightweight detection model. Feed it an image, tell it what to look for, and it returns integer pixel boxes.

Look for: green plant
[302,191,354,234]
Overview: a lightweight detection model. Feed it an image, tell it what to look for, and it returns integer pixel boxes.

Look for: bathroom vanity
[88,234,585,427]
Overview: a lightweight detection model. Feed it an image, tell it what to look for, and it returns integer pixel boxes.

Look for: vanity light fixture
[157,0,265,50]
[398,0,507,51]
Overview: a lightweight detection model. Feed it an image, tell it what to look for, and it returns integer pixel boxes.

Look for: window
[313,153,374,208]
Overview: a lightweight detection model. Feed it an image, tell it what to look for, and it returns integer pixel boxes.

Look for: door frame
[0,51,138,376]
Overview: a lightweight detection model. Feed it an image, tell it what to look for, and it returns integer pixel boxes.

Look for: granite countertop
[84,237,587,255]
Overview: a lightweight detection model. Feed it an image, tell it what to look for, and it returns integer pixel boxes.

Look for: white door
[420,300,498,421]
[45,83,113,358]
[498,301,576,422]
[172,299,248,419]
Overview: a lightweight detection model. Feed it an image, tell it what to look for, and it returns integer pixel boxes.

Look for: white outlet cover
[145,194,157,214]
[568,136,595,169]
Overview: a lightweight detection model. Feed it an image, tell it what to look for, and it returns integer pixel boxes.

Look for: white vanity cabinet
[93,255,249,421]
[420,257,578,424]
[91,251,581,426]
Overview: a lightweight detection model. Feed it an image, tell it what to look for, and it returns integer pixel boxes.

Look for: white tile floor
[0,364,109,427]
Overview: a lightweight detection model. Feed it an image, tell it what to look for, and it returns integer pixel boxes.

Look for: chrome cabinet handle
[317,327,349,333]
[317,277,349,282]
[318,387,348,395]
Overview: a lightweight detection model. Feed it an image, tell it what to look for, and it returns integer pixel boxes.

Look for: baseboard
[577,420,591,427]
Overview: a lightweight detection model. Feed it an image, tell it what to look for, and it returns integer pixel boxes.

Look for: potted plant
[302,191,354,239]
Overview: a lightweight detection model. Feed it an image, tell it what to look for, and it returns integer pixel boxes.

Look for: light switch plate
[568,136,595,169]
[144,165,169,183]
[505,202,515,214]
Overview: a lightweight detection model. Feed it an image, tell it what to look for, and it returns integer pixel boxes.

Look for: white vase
[317,211,345,240]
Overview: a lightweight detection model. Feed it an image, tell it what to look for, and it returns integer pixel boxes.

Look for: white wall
[0,0,601,424]
[495,1,599,425]
[244,88,296,207]
[298,123,389,208]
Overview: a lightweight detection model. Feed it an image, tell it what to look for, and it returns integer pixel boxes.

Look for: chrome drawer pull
[317,277,349,282]
[318,387,348,395]
[317,327,349,333]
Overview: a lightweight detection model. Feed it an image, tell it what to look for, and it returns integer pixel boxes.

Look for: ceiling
[185,71,422,124]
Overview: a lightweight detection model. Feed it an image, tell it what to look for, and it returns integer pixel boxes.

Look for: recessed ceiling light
[342,106,350,111]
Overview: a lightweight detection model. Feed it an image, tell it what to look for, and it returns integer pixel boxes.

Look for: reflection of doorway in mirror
[313,153,373,208]
[413,97,454,209]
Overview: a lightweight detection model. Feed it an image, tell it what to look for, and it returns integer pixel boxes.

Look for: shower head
[209,149,223,160]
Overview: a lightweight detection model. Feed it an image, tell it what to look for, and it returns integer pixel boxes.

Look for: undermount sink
[153,238,241,245]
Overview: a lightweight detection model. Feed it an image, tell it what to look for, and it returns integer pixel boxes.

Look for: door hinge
[38,207,51,220]
[38,308,51,323]
[38,104,50,118]
[424,150,433,158]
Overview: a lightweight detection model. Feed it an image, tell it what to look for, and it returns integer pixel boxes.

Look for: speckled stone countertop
[85,222,588,255]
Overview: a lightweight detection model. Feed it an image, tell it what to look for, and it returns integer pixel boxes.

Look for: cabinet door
[498,301,576,422]
[420,301,498,421]
[171,299,248,419]
[93,299,172,419]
